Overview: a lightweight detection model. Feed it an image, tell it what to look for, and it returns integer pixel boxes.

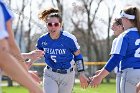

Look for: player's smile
[50,30,56,33]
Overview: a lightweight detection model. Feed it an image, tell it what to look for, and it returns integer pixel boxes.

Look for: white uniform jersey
[110,38,121,73]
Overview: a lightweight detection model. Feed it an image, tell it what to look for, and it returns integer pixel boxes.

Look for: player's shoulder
[62,31,74,36]
[0,0,14,19]
[62,31,77,41]
[0,0,4,3]
[117,27,139,42]
[38,33,49,39]
[118,28,131,38]
[122,27,138,38]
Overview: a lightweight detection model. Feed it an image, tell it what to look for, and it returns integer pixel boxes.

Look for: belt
[122,67,140,70]
[133,67,140,69]
[121,67,140,73]
[47,66,73,74]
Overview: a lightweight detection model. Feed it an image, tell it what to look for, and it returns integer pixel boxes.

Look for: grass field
[2,79,116,93]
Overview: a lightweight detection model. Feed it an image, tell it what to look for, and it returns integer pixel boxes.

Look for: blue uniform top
[114,27,140,70]
[0,0,14,39]
[36,31,80,69]
[105,27,140,72]
[110,38,121,73]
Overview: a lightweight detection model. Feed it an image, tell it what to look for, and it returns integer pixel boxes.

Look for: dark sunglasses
[47,23,60,27]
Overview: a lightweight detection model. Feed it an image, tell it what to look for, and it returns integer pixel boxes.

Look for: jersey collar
[126,27,138,32]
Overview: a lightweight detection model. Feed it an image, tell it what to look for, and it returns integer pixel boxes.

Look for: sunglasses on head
[47,22,60,27]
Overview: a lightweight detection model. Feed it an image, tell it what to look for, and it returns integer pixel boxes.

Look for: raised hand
[90,75,103,88]
[95,70,101,75]
[79,72,90,89]
[90,69,109,88]
[29,50,45,61]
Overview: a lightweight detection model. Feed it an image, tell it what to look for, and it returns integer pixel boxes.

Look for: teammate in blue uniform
[90,6,140,93]
[37,8,89,93]
[0,1,43,93]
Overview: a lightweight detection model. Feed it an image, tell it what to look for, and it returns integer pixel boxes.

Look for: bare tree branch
[38,0,46,9]
[106,2,116,59]
[19,0,26,48]
[26,0,33,52]
[14,0,26,36]
[91,0,103,23]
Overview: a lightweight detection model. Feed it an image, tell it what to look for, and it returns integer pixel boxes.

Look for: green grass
[2,86,28,93]
[2,79,116,93]
[73,81,116,93]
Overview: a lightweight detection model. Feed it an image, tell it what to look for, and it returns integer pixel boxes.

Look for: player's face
[46,17,62,35]
[111,23,124,37]
[121,17,129,30]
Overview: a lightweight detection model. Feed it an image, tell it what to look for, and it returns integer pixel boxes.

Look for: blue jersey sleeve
[0,1,13,22]
[62,31,80,53]
[69,35,80,53]
[104,54,123,72]
[113,33,128,56]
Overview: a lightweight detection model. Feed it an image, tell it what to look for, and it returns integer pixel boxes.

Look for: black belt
[121,67,140,73]
[133,67,140,69]
[47,66,73,74]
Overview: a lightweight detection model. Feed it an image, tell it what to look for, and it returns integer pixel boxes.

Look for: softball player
[37,8,89,93]
[90,6,140,93]
[111,18,124,93]
[0,1,43,93]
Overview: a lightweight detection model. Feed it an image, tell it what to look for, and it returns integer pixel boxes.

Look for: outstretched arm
[0,48,43,93]
[22,50,44,69]
[90,68,109,87]
[90,54,123,87]
[74,50,89,89]
[22,50,44,61]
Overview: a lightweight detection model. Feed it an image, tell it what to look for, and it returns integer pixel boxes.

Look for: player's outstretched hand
[95,70,101,75]
[136,82,140,93]
[90,75,103,88]
[26,60,33,69]
[29,50,45,61]
[79,72,90,89]
[25,50,45,69]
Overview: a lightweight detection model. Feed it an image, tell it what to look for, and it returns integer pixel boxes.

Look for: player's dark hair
[38,8,62,23]
[114,18,123,26]
[122,6,140,32]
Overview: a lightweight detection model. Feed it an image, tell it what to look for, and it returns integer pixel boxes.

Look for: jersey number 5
[135,39,140,57]
[51,55,57,63]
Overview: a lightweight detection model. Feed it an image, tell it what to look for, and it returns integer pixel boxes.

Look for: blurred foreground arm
[6,20,27,70]
[136,82,140,93]
[0,48,43,93]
